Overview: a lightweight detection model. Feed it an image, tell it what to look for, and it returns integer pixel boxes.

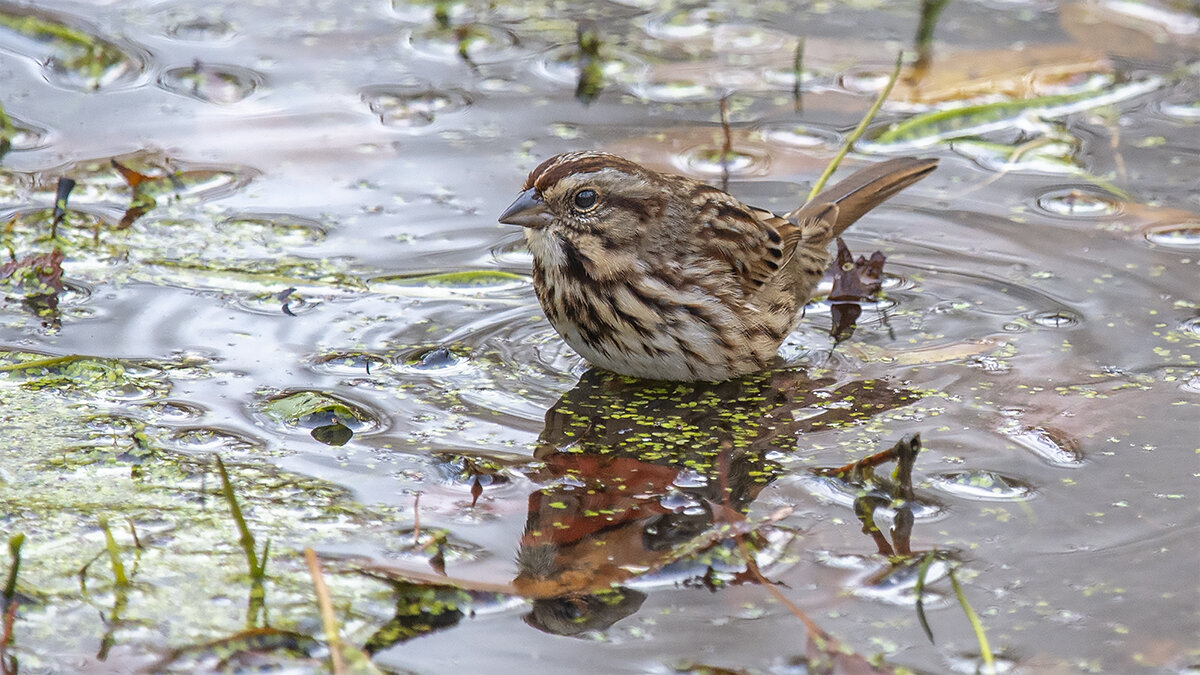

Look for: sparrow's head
[499,152,670,242]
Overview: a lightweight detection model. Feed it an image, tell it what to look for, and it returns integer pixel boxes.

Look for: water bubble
[641,8,725,40]
[1143,222,1200,250]
[929,470,1034,501]
[431,452,514,489]
[218,214,327,246]
[399,346,471,375]
[671,469,709,489]
[58,280,93,307]
[1,118,49,152]
[968,355,1012,374]
[533,45,646,88]
[676,146,769,178]
[803,296,899,317]
[841,69,894,95]
[1182,373,1200,394]
[82,414,140,435]
[880,273,911,292]
[309,351,391,376]
[1030,309,1081,328]
[361,86,472,129]
[631,79,721,103]
[139,400,206,422]
[1158,99,1200,121]
[759,123,839,149]
[762,67,815,89]
[799,474,944,519]
[1008,426,1084,467]
[847,555,955,606]
[166,17,235,42]
[235,289,321,316]
[159,63,262,104]
[1035,188,1122,217]
[256,390,385,434]
[401,25,520,64]
[711,24,786,52]
[169,426,265,454]
[944,651,1017,674]
[389,0,473,24]
[1181,316,1200,338]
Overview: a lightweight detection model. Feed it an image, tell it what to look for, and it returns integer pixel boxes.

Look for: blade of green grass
[97,518,129,587]
[949,565,994,673]
[807,51,904,201]
[913,549,938,643]
[3,535,23,605]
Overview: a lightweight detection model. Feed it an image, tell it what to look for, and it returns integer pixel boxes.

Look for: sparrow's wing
[693,187,794,296]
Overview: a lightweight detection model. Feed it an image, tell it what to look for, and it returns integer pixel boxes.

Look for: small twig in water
[792,38,804,112]
[305,548,346,675]
[813,432,921,480]
[412,492,422,545]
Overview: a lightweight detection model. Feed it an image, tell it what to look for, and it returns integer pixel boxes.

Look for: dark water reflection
[1,0,1199,672]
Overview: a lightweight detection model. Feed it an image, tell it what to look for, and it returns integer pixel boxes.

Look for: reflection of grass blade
[914,548,937,643]
[0,100,12,138]
[949,566,994,673]
[915,0,951,49]
[97,517,129,587]
[216,456,270,627]
[951,137,1134,201]
[215,456,265,580]
[792,38,804,110]
[0,100,13,158]
[3,535,23,605]
[875,78,1161,146]
[807,52,903,201]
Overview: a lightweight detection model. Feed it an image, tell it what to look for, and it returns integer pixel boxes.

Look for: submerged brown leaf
[829,237,886,343]
[0,249,65,296]
[0,249,65,328]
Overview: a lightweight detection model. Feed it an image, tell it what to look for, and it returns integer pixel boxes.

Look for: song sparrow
[499,152,936,381]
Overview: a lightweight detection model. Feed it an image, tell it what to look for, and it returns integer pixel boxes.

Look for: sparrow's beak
[499,188,554,229]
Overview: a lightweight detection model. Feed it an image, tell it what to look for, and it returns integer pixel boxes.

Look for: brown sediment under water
[0,0,1198,672]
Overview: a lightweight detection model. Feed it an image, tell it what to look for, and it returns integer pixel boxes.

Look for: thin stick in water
[305,548,346,675]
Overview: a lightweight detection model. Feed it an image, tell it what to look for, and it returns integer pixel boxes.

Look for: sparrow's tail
[787,157,938,239]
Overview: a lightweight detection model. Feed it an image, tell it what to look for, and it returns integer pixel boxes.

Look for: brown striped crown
[523,151,652,194]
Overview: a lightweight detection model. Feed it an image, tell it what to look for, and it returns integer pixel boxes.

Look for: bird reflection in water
[365,367,944,647]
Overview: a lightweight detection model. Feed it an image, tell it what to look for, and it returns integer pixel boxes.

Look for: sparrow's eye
[573,189,599,211]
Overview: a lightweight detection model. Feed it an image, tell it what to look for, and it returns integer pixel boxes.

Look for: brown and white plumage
[499,151,937,381]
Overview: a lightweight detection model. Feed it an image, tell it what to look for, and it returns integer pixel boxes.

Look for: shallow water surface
[1,0,1199,672]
